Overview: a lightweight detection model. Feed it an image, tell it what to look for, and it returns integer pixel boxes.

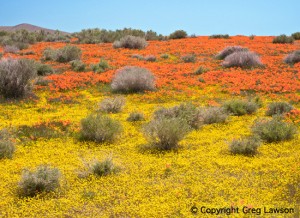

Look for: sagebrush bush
[229,135,261,156]
[113,35,148,49]
[160,54,169,59]
[0,129,15,159]
[273,35,294,44]
[197,107,229,125]
[18,165,61,197]
[91,59,110,73]
[0,58,37,98]
[80,114,122,143]
[4,45,19,54]
[222,51,263,68]
[169,30,187,39]
[131,54,144,60]
[194,66,209,75]
[99,97,125,113]
[143,117,190,150]
[42,48,57,61]
[90,156,120,177]
[181,54,196,63]
[266,102,293,116]
[252,117,297,142]
[215,46,248,60]
[36,63,54,76]
[42,45,81,63]
[223,99,258,116]
[111,66,155,93]
[292,32,300,40]
[209,34,230,39]
[249,35,255,40]
[154,103,201,129]
[55,45,82,63]
[144,55,156,62]
[127,112,145,122]
[284,50,300,65]
[70,60,86,72]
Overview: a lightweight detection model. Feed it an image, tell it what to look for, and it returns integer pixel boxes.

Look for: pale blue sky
[0,0,299,35]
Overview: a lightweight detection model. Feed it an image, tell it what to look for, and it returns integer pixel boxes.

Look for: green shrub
[273,35,294,44]
[284,50,300,65]
[36,63,54,76]
[111,66,155,93]
[160,54,169,59]
[80,114,122,143]
[215,46,248,60]
[55,45,82,63]
[249,35,255,40]
[197,107,229,124]
[131,54,144,60]
[169,30,187,39]
[181,54,196,63]
[18,165,61,197]
[154,103,201,129]
[229,135,261,156]
[98,97,125,113]
[222,51,263,68]
[0,58,37,98]
[70,60,86,72]
[127,112,145,122]
[91,59,110,73]
[194,66,209,75]
[144,55,156,62]
[143,117,190,150]
[90,156,120,177]
[42,48,57,61]
[292,32,300,40]
[113,35,148,49]
[209,34,230,39]
[223,99,258,116]
[266,102,293,116]
[3,45,19,54]
[252,117,297,142]
[0,129,15,159]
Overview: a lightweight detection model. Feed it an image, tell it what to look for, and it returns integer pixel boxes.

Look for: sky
[0,0,299,36]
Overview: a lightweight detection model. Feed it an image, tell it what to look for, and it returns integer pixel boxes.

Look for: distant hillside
[0,23,70,35]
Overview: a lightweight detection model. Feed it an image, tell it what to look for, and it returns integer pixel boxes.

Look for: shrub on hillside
[292,32,300,40]
[222,51,263,68]
[229,135,261,156]
[209,34,230,39]
[42,48,57,61]
[197,107,229,125]
[143,117,190,150]
[181,54,196,63]
[284,50,300,65]
[252,117,297,142]
[113,35,148,49]
[127,112,145,122]
[169,30,187,39]
[215,46,248,60]
[144,55,156,62]
[111,66,155,93]
[0,58,37,98]
[154,103,201,129]
[18,165,61,197]
[80,114,122,143]
[98,97,125,113]
[55,45,82,63]
[0,129,15,159]
[36,63,54,76]
[273,35,294,44]
[266,102,293,116]
[3,45,19,54]
[89,156,120,177]
[223,99,258,116]
[194,66,209,75]
[70,60,86,72]
[91,59,110,73]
